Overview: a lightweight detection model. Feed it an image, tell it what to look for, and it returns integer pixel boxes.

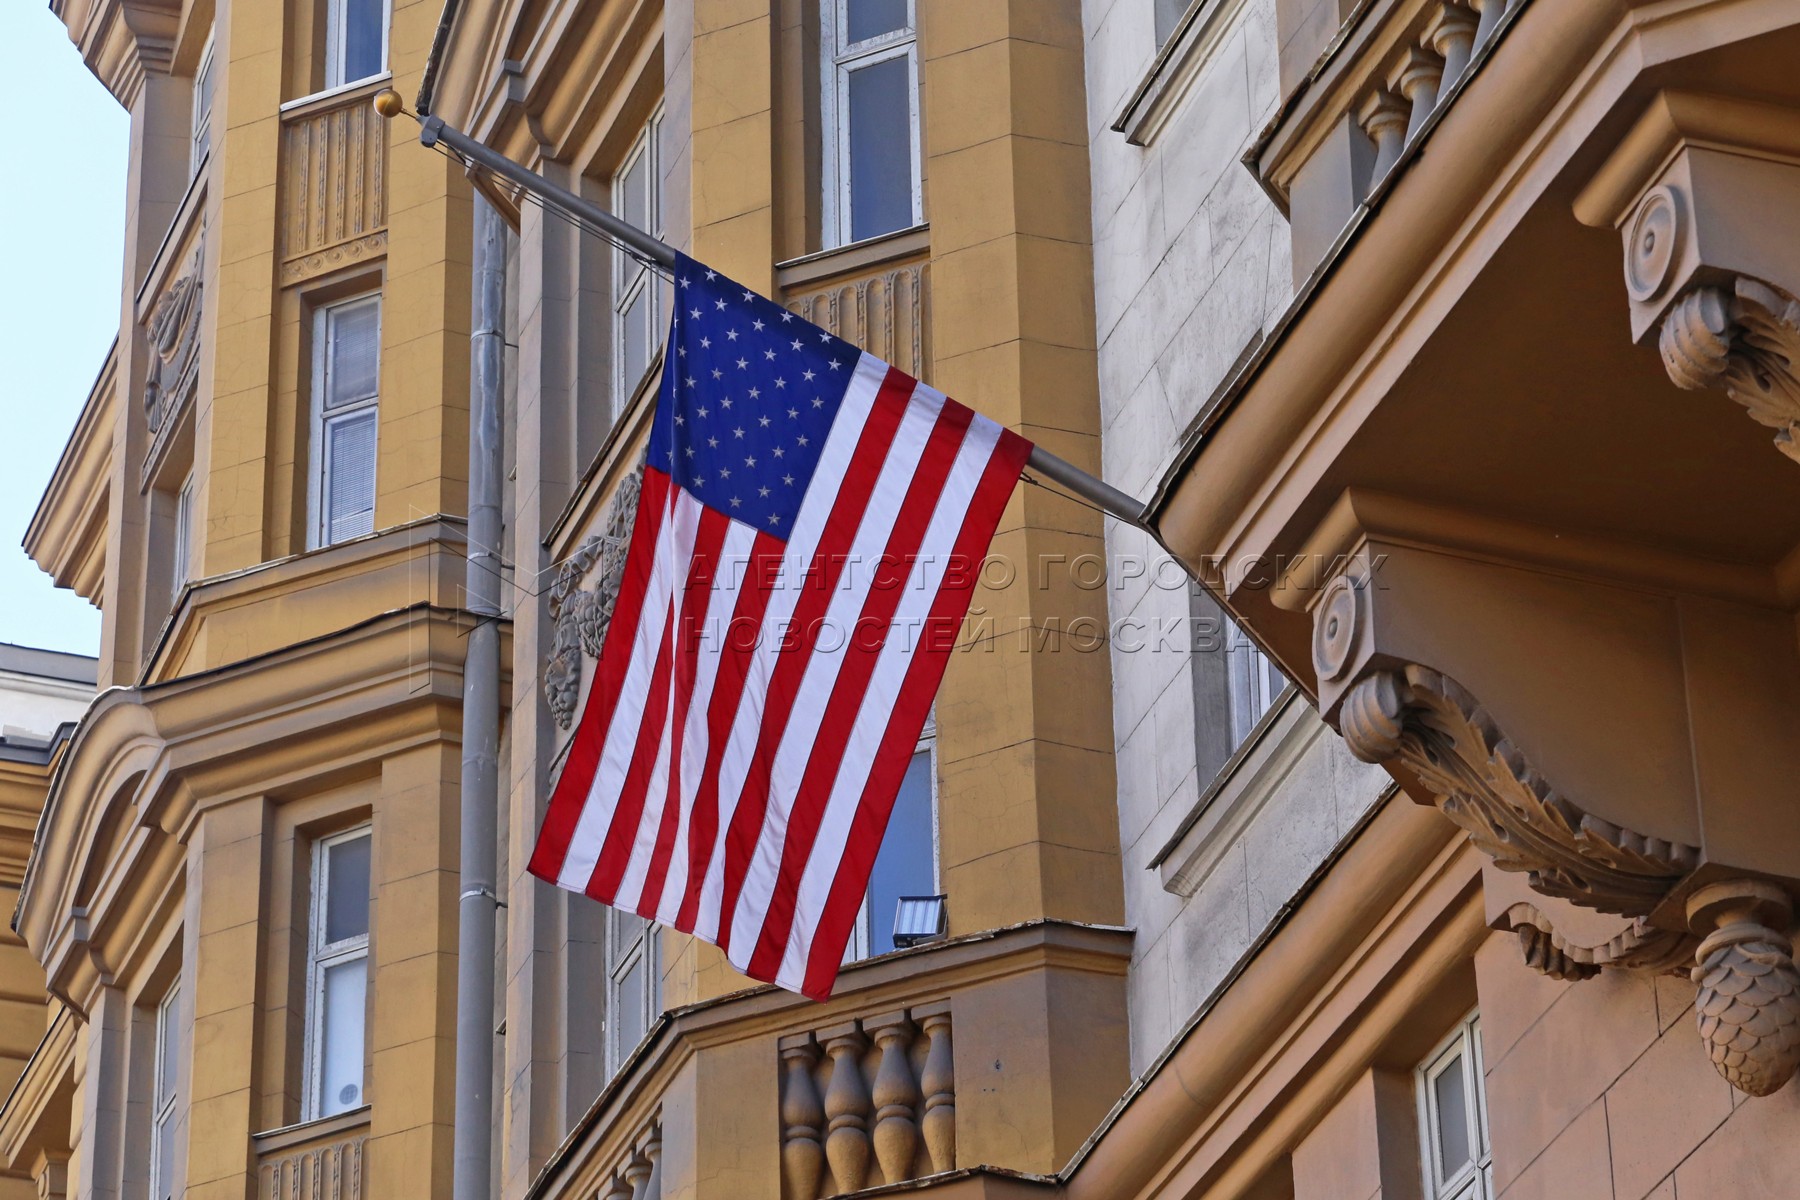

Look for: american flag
[529,252,1031,999]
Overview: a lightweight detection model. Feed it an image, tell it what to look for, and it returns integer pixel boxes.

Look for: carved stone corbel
[1657,276,1800,463]
[1503,901,1697,982]
[544,467,643,728]
[1337,664,1699,917]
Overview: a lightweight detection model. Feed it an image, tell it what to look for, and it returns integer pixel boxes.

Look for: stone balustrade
[593,1115,663,1200]
[779,1003,954,1199]
[253,1108,368,1200]
[278,81,390,285]
[1253,0,1532,276]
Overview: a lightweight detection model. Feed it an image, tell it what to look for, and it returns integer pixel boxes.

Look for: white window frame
[190,33,215,174]
[612,107,666,413]
[308,293,382,550]
[304,826,371,1121]
[148,981,182,1200]
[846,718,940,961]
[171,471,196,598]
[820,0,924,249]
[604,906,659,1078]
[1225,622,1287,745]
[1417,1012,1493,1200]
[324,0,392,90]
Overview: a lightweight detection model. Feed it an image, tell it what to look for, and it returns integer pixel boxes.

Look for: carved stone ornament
[143,239,205,433]
[545,468,643,729]
[1688,880,1800,1097]
[1504,901,1698,983]
[1658,276,1800,463]
[1338,664,1700,917]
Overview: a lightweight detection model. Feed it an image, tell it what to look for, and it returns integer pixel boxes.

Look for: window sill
[776,223,930,292]
[1111,0,1252,146]
[251,1104,372,1153]
[1150,687,1327,897]
[280,73,394,119]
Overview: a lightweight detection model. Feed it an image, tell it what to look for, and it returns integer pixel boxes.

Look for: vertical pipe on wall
[454,193,506,1200]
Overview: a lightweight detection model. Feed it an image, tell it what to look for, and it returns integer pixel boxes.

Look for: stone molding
[1657,276,1800,463]
[546,468,642,730]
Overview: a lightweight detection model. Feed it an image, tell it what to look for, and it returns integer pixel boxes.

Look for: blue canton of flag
[650,265,860,535]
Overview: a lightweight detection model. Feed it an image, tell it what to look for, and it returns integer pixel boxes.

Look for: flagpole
[380,94,1153,531]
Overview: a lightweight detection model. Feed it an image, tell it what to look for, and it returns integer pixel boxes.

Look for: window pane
[325,301,380,409]
[621,149,649,245]
[320,958,367,1114]
[324,409,378,543]
[621,282,652,398]
[1154,0,1189,45]
[155,1113,178,1200]
[846,55,915,243]
[847,0,909,43]
[326,834,371,944]
[157,990,181,1105]
[866,750,934,955]
[1433,1054,1473,1181]
[614,955,645,1055]
[341,0,385,83]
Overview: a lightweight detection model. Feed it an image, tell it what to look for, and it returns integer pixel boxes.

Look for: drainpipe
[453,193,505,1200]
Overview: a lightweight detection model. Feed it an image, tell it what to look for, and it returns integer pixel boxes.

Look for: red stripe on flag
[800,427,1032,998]
[675,532,787,931]
[713,366,917,957]
[742,399,975,980]
[633,505,732,915]
[529,468,674,883]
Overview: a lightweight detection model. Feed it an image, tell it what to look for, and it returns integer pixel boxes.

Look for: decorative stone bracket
[545,468,643,729]
[1657,276,1800,463]
[1329,650,1800,1096]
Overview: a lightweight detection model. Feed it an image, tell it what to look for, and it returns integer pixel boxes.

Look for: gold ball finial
[372,89,405,119]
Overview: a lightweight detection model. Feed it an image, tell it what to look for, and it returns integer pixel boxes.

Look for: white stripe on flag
[556,485,682,893]
[692,353,890,942]
[773,413,1003,989]
[723,378,945,966]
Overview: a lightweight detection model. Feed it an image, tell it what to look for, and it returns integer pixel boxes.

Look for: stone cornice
[0,1004,74,1175]
[23,342,115,608]
[15,604,488,1016]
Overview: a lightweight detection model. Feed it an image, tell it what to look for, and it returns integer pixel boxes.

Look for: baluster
[1395,46,1446,146]
[1358,89,1411,183]
[918,1012,956,1175]
[643,1126,662,1200]
[781,1041,827,1200]
[867,1014,920,1184]
[1431,3,1481,93]
[822,1029,873,1193]
[1470,0,1514,52]
[602,1171,633,1200]
[625,1147,653,1200]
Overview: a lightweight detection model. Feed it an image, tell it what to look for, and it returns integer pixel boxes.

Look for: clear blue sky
[0,6,127,657]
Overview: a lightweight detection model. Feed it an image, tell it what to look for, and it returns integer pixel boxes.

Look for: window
[1417,1013,1492,1200]
[171,472,195,599]
[310,294,381,548]
[149,982,182,1200]
[325,0,388,89]
[605,907,657,1077]
[191,35,215,172]
[1225,623,1287,745]
[613,110,666,412]
[849,732,939,960]
[821,0,922,247]
[1154,0,1192,46]
[306,828,371,1119]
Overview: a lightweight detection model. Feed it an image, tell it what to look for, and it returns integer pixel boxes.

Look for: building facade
[16,1,1800,1200]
